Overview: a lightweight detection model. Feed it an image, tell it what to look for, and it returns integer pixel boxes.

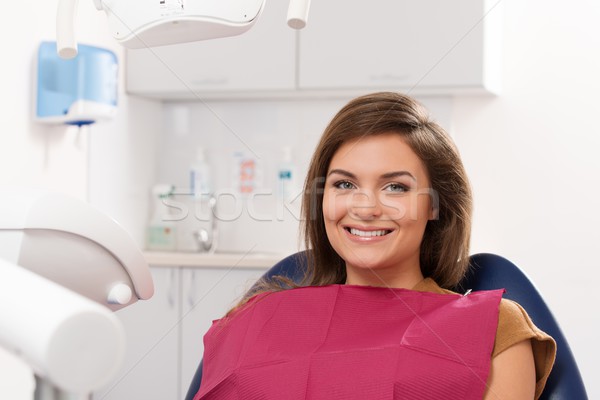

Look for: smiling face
[322,133,434,288]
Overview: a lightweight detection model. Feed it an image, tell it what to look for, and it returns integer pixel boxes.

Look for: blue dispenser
[35,41,118,126]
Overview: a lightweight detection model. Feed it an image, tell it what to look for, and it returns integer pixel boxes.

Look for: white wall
[0,3,91,197]
[453,1,600,397]
[88,94,162,245]
[0,1,161,398]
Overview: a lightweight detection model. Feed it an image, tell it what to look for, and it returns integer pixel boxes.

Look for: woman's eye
[334,180,355,190]
[385,183,409,193]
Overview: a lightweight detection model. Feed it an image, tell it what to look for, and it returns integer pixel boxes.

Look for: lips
[344,226,393,238]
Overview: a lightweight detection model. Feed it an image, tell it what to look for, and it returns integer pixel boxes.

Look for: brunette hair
[228,92,472,315]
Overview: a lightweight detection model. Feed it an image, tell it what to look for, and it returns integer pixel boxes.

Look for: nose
[348,191,382,220]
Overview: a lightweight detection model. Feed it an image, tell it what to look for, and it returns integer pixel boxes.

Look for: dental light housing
[56,0,311,58]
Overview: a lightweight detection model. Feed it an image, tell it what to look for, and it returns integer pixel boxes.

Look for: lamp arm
[287,0,311,29]
[56,0,79,59]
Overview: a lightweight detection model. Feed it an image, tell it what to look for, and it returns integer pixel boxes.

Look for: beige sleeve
[493,299,557,400]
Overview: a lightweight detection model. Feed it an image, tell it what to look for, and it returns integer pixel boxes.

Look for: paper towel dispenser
[35,41,118,126]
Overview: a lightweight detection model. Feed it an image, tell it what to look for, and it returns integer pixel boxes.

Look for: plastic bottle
[189,147,212,198]
[146,184,177,251]
[277,146,297,202]
[231,151,261,195]
[187,148,215,252]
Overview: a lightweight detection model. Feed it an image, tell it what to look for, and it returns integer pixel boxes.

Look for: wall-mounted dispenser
[35,41,118,126]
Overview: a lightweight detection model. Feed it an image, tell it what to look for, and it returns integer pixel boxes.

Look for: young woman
[193,92,556,400]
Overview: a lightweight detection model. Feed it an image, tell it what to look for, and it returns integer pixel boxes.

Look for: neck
[344,262,424,289]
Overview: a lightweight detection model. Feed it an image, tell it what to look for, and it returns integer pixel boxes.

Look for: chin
[344,254,388,270]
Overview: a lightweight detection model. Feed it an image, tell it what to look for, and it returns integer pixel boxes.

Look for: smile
[345,227,392,237]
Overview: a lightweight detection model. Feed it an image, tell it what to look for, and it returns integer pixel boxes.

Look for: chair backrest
[462,253,587,400]
[185,252,588,400]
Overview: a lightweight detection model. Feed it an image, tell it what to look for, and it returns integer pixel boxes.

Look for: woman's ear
[429,205,439,221]
[428,189,439,220]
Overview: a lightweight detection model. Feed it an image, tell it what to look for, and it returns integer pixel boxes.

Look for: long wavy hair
[228,92,472,315]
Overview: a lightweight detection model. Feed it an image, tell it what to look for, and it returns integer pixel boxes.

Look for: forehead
[329,134,428,178]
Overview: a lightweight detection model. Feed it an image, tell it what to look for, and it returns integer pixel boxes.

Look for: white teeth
[349,228,389,237]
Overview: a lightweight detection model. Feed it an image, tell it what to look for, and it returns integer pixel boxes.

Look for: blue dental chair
[185,252,588,400]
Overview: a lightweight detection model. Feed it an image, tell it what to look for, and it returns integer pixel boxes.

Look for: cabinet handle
[167,268,177,309]
[187,270,198,309]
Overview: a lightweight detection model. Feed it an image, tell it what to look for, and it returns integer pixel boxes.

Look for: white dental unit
[2,0,310,399]
[0,189,153,399]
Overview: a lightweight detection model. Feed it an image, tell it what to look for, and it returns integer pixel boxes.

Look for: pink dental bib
[194,284,503,400]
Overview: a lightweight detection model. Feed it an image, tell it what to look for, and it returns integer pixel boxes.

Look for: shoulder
[495,298,556,399]
[414,278,556,398]
[414,279,555,355]
[495,299,536,356]
[495,298,555,359]
[415,279,556,360]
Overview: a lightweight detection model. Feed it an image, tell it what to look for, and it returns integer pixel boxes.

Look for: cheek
[379,195,407,220]
[322,190,347,222]
[380,193,431,222]
[415,194,433,221]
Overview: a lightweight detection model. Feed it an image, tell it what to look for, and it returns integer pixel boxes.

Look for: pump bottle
[146,184,176,251]
[190,147,212,197]
[277,146,297,202]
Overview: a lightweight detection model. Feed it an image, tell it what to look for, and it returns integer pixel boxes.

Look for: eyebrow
[327,169,416,181]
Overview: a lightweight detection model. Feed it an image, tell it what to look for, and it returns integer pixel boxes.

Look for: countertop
[143,250,287,269]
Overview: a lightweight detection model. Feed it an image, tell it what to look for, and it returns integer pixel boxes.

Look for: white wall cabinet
[179,267,264,396]
[126,0,296,98]
[298,0,501,95]
[93,267,179,400]
[126,0,501,99]
[93,265,266,400]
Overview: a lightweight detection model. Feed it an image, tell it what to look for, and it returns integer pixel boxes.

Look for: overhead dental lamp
[57,0,312,59]
[0,188,154,397]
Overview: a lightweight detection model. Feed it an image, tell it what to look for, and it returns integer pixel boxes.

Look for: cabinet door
[126,0,296,97]
[179,267,267,396]
[299,0,492,92]
[93,267,180,400]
